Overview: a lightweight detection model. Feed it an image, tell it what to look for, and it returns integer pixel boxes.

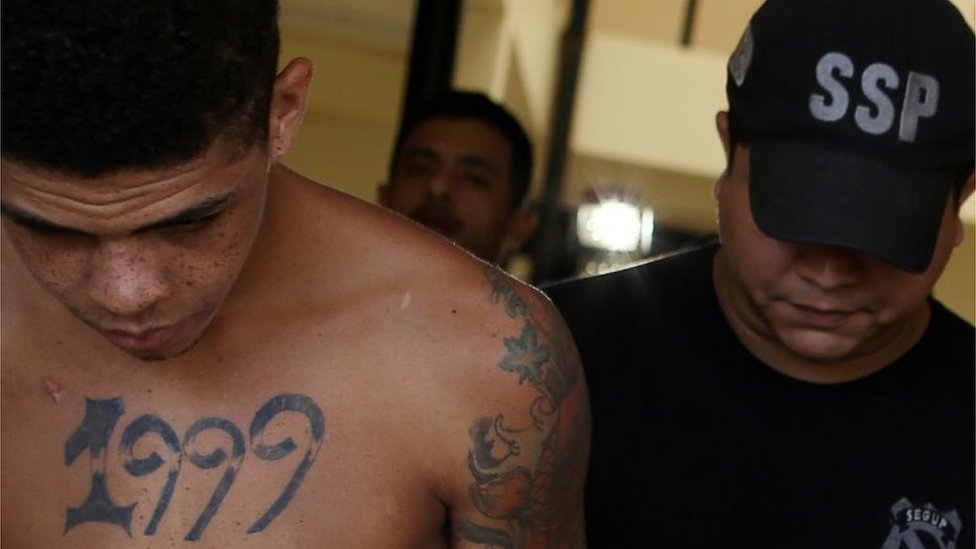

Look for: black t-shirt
[544,244,975,549]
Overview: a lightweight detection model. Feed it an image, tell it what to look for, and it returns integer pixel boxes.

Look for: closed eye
[0,204,86,237]
[135,193,234,233]
[0,192,233,237]
[461,172,491,188]
[167,212,221,231]
[400,161,436,178]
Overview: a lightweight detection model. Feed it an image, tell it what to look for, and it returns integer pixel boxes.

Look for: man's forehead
[0,190,239,238]
[0,154,208,193]
[0,138,254,193]
[0,151,255,233]
[1,162,194,216]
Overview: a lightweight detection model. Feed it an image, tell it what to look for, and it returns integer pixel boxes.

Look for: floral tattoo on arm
[458,268,589,548]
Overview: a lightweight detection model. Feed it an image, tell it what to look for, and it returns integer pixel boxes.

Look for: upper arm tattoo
[458,268,590,548]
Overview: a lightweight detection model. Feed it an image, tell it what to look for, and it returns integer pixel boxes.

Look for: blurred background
[278,0,975,323]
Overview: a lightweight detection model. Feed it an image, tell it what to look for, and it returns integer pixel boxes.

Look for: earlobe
[377,182,391,206]
[716,111,731,159]
[269,57,314,161]
[713,111,732,200]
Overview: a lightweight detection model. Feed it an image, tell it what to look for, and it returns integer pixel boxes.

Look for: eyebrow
[0,191,236,236]
[400,147,498,174]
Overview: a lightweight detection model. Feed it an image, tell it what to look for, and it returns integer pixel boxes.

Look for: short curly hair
[2,0,280,177]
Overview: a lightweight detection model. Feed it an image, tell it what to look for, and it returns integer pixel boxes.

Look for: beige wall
[284,109,395,203]
[277,4,408,201]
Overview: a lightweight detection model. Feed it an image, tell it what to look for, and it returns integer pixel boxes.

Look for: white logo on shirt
[881,497,963,549]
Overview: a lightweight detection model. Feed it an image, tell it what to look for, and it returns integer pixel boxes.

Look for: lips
[100,324,179,353]
[789,302,856,329]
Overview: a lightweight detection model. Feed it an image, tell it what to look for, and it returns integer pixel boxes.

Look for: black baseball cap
[726,0,975,273]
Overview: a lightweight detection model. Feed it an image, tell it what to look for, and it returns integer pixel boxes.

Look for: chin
[778,330,861,362]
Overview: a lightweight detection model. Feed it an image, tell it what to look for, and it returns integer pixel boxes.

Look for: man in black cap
[543,0,974,546]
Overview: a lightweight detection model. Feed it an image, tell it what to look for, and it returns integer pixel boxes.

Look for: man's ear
[500,205,539,262]
[714,111,732,199]
[268,57,313,162]
[716,111,732,160]
[952,171,975,247]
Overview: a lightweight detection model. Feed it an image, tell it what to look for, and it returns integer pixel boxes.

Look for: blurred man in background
[380,91,537,266]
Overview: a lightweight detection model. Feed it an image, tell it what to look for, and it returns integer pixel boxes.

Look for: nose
[793,242,864,290]
[87,238,171,317]
[426,167,455,199]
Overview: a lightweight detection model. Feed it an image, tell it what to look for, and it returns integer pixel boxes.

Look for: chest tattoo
[63,393,325,541]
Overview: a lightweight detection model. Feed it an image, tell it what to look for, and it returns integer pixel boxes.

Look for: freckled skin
[1,145,267,361]
[0,58,589,548]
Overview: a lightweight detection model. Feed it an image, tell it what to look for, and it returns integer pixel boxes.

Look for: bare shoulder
[373,249,592,547]
[443,265,591,548]
[261,171,592,546]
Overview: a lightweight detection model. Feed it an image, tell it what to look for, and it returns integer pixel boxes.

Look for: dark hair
[1,0,280,177]
[388,90,534,208]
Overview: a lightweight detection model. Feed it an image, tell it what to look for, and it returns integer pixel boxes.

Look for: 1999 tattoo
[63,393,325,541]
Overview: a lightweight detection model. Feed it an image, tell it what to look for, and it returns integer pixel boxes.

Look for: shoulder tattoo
[459,268,590,547]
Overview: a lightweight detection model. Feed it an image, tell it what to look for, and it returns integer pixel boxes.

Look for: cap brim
[749,139,957,273]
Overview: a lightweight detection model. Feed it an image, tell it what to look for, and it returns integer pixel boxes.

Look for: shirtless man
[0,1,590,547]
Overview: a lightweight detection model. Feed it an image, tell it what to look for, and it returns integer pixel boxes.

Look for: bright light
[577,200,644,252]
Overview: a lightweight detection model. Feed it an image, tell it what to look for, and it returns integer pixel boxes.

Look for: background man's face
[0,142,271,361]
[382,117,519,262]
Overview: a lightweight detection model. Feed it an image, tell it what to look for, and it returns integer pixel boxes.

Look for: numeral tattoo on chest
[63,393,325,541]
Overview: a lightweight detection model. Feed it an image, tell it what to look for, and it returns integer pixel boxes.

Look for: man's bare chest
[0,366,449,548]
